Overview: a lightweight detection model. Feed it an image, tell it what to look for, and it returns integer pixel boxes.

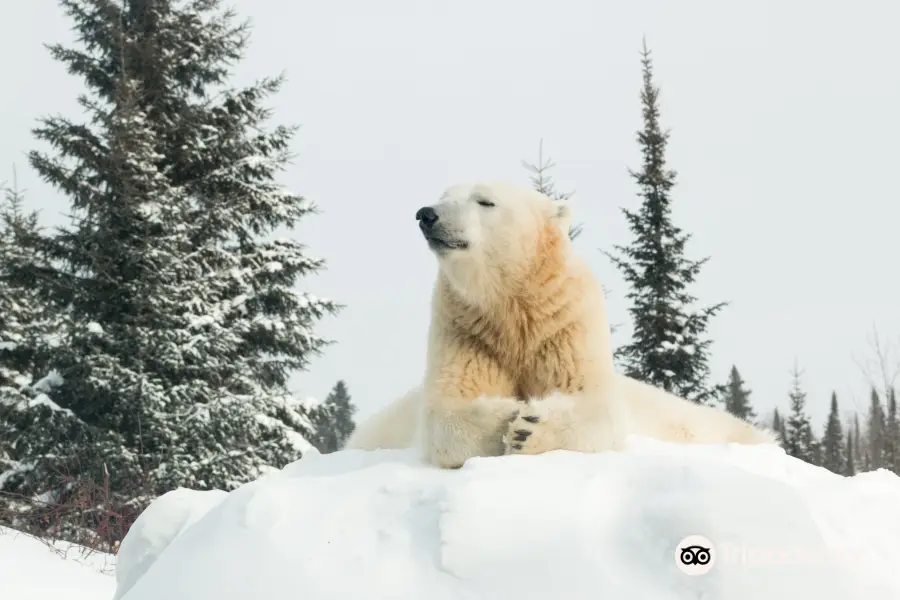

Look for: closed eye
[476,198,495,207]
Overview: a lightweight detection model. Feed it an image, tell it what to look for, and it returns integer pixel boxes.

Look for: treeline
[722,364,899,476]
[0,0,354,550]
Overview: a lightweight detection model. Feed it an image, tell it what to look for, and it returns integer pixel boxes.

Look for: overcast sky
[3,0,899,428]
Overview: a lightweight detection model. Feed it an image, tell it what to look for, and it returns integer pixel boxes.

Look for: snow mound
[0,526,115,600]
[113,487,229,600]
[114,438,900,600]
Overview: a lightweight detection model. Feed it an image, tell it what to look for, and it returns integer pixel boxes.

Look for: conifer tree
[325,380,356,449]
[858,416,875,471]
[0,169,102,539]
[784,364,819,464]
[6,0,336,544]
[0,170,52,401]
[603,40,726,406]
[771,407,787,447]
[845,428,856,476]
[867,388,887,470]
[821,391,846,475]
[722,365,756,422]
[309,380,357,453]
[521,140,582,240]
[884,388,899,474]
[853,415,867,472]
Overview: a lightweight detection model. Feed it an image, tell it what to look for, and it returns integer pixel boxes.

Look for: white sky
[2,0,899,430]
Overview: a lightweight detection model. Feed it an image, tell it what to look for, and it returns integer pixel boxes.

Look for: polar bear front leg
[422,393,522,468]
[503,390,624,456]
[420,342,521,468]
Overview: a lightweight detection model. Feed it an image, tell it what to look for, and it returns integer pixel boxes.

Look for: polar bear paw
[502,392,577,456]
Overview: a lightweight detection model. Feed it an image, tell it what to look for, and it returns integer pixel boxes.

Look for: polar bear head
[415,181,574,306]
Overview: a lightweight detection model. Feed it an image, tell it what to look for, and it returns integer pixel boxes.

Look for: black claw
[513,430,531,442]
[511,443,523,450]
[523,415,539,423]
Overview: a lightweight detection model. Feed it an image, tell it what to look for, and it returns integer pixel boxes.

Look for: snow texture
[0,526,115,600]
[113,488,228,600]
[114,438,900,600]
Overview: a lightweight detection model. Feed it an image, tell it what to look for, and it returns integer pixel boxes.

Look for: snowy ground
[109,438,900,600]
[0,526,115,600]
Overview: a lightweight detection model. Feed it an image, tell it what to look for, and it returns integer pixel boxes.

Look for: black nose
[415,206,438,228]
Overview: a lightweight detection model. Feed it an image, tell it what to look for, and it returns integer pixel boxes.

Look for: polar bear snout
[416,205,469,251]
[415,206,439,228]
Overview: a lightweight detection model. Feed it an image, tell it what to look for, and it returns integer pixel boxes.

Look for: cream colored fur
[344,386,423,451]
[344,181,775,466]
[620,376,777,444]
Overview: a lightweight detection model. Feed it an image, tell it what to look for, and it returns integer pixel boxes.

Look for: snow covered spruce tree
[771,408,787,446]
[852,415,868,472]
[820,392,846,475]
[11,0,337,544]
[886,389,899,474]
[0,172,55,406]
[866,388,887,470]
[0,172,94,536]
[0,173,91,517]
[783,365,820,465]
[308,380,357,453]
[604,40,725,405]
[722,365,756,422]
[844,428,856,476]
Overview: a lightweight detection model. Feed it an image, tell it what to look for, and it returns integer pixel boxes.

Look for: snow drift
[113,438,900,600]
[0,526,115,600]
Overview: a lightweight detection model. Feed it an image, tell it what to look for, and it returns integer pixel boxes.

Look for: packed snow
[110,438,900,600]
[0,526,115,600]
[7,440,896,600]
[113,488,228,600]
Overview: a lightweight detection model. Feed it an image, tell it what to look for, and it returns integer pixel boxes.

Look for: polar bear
[345,181,775,467]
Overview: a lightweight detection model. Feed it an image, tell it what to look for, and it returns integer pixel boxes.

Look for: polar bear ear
[553,202,573,237]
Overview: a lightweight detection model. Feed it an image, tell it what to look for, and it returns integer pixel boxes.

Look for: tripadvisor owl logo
[675,535,716,575]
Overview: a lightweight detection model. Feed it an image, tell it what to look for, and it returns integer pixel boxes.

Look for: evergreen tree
[521,140,582,240]
[784,364,819,464]
[269,394,328,457]
[853,415,867,472]
[884,388,899,474]
[0,169,104,540]
[867,388,887,469]
[845,428,856,477]
[603,40,726,406]
[6,0,336,545]
[820,391,846,475]
[309,380,357,453]
[771,407,787,447]
[0,170,52,402]
[722,365,756,422]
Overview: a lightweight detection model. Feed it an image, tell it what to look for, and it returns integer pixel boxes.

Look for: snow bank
[113,487,229,600]
[114,439,900,600]
[0,526,115,600]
